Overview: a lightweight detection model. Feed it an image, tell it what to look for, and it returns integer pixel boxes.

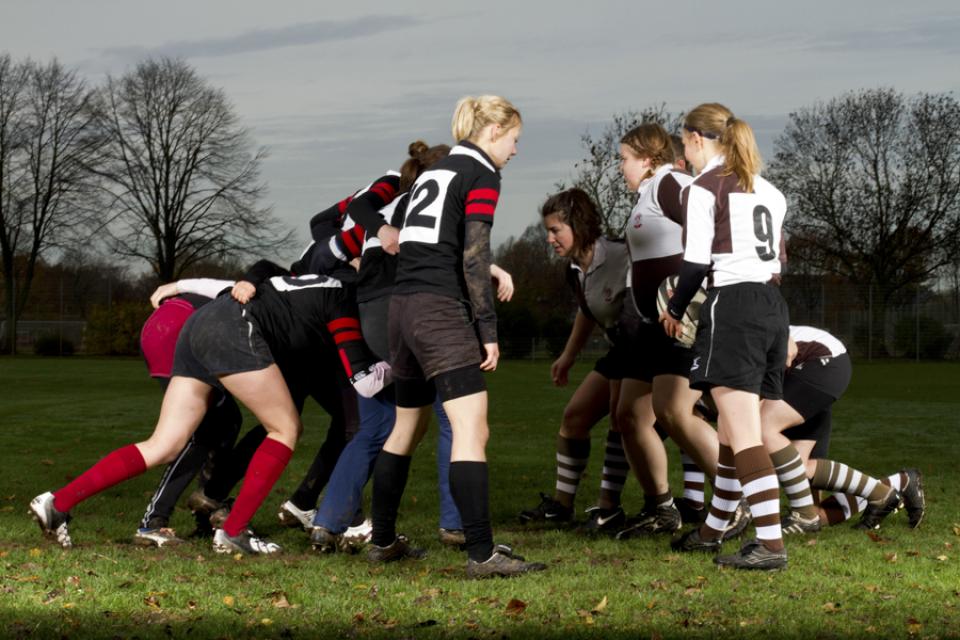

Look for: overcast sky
[3,0,959,264]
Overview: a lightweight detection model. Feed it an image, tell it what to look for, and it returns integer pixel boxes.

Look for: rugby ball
[656,275,707,348]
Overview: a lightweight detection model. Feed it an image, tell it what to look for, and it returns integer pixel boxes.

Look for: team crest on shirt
[632,213,643,229]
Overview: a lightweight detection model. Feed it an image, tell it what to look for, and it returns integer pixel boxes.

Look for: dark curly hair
[399,140,450,192]
[540,188,602,261]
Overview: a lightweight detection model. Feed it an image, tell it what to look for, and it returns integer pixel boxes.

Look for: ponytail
[451,95,521,143]
[684,103,762,192]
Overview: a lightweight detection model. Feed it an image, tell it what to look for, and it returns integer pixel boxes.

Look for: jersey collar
[451,140,498,174]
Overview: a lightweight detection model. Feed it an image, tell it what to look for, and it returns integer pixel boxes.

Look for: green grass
[0,357,958,638]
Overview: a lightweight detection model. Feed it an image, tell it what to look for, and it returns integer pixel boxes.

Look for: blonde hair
[621,123,675,168]
[451,95,522,143]
[684,103,761,192]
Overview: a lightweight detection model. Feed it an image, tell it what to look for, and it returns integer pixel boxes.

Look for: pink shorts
[140,298,196,378]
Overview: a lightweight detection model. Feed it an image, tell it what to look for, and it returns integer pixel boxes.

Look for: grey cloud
[97,15,425,60]
[797,15,960,54]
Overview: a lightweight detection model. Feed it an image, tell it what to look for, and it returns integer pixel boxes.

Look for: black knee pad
[434,365,486,402]
[395,377,435,408]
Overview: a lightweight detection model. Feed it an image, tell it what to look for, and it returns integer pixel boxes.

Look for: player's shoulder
[752,174,786,207]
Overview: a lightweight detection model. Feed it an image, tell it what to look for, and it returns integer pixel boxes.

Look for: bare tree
[0,56,101,353]
[96,57,291,282]
[563,105,683,235]
[769,89,960,351]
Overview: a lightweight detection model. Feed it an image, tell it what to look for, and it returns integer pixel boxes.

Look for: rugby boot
[465,544,547,579]
[367,535,426,563]
[900,468,925,528]
[616,503,682,539]
[715,538,787,571]
[29,492,72,549]
[854,488,902,530]
[438,527,467,547]
[780,510,822,535]
[670,527,721,553]
[213,528,281,555]
[310,526,339,554]
[579,505,626,536]
[518,492,573,524]
[277,500,316,531]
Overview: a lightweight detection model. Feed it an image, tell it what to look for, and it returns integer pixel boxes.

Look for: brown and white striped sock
[819,471,903,525]
[599,430,628,508]
[769,444,818,519]
[699,444,741,541]
[680,450,705,510]
[811,460,894,505]
[555,436,590,507]
[735,445,783,552]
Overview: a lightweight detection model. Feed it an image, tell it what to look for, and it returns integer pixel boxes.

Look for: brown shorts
[388,292,483,381]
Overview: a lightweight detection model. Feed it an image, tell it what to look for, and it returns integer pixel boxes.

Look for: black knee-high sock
[449,461,494,562]
[370,451,412,547]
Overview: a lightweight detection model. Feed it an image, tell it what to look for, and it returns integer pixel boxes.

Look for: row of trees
[0,55,289,352]
[501,89,960,357]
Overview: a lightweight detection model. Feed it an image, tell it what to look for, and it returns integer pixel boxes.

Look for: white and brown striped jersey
[566,237,629,338]
[682,155,786,286]
[625,164,693,322]
[789,325,847,369]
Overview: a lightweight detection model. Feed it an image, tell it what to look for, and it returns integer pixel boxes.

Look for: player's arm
[657,173,685,224]
[346,174,402,255]
[662,185,713,336]
[149,278,234,308]
[551,310,595,387]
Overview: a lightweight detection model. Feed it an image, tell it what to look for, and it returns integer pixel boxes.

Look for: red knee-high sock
[53,444,147,512]
[222,438,293,536]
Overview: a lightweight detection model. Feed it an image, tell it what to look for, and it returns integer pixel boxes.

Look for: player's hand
[349,257,361,272]
[659,310,684,339]
[479,342,500,372]
[377,225,400,255]
[550,353,574,387]
[489,264,514,302]
[231,280,256,304]
[149,282,179,309]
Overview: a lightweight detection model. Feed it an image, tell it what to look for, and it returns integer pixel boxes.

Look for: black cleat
[29,492,72,548]
[466,544,547,579]
[721,499,752,541]
[900,469,925,529]
[310,526,339,554]
[518,492,573,524]
[616,503,682,539]
[579,506,626,536]
[855,489,902,530]
[676,499,707,525]
[715,538,787,571]
[367,535,426,563]
[670,527,721,553]
[212,528,281,554]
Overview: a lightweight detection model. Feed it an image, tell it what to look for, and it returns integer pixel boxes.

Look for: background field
[0,358,958,639]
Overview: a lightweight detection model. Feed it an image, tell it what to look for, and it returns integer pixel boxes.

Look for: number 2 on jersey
[400,169,455,246]
[753,205,776,261]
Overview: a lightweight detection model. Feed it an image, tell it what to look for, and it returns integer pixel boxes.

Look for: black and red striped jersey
[394,141,500,300]
[243,273,378,380]
[356,194,407,303]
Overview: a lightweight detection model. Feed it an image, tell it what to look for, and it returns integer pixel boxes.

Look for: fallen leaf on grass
[504,599,527,616]
[885,552,899,563]
[0,551,7,558]
[223,595,235,607]
[684,586,702,596]
[805,538,818,546]
[28,548,42,558]
[822,602,841,613]
[143,595,161,609]
[649,579,668,591]
[269,591,292,608]
[42,589,63,605]
[187,601,197,610]
[576,610,594,625]
[864,584,880,593]
[907,617,922,634]
[352,612,364,625]
[591,596,608,614]
[414,588,441,605]
[866,531,888,544]
[65,576,80,587]
[937,555,949,562]
[952,523,960,537]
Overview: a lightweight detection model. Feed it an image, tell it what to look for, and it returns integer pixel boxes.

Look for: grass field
[0,357,958,639]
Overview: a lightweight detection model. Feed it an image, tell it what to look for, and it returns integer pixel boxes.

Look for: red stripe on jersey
[466,203,496,216]
[327,317,361,333]
[370,182,397,203]
[340,230,361,256]
[337,196,353,215]
[467,188,499,204]
[332,329,362,345]
[338,349,353,378]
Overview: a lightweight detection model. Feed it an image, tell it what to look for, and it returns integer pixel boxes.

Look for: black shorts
[689,282,789,399]
[619,321,696,383]
[172,296,274,388]
[784,353,851,411]
[389,292,483,381]
[359,295,391,362]
[593,346,634,381]
[783,409,832,459]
